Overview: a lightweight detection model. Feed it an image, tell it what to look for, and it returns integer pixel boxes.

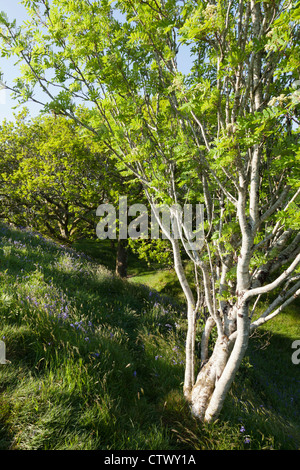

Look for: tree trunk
[115,238,128,278]
[168,239,196,399]
[190,301,250,422]
[191,334,229,421]
[204,304,250,422]
[184,301,197,400]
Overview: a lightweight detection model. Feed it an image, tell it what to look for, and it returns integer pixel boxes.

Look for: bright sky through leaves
[0,0,193,122]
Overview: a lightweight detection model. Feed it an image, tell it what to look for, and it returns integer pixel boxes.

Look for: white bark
[170,239,197,398]
[204,304,250,422]
[184,301,196,399]
[191,334,230,421]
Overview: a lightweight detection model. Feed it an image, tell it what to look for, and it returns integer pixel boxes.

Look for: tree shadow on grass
[247,329,300,424]
[0,224,191,449]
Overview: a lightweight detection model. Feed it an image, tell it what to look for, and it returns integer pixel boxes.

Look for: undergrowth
[0,223,299,450]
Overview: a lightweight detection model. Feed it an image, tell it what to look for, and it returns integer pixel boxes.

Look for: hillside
[0,222,299,450]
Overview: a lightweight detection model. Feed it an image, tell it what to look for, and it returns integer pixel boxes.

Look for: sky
[0,1,44,122]
[0,1,193,123]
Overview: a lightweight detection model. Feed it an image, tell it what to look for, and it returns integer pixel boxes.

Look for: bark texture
[191,335,229,421]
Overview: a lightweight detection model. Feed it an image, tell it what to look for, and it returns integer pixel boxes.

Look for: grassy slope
[0,223,299,450]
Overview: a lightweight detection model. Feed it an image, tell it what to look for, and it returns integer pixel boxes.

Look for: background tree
[0,0,299,422]
[0,107,144,275]
[0,109,112,241]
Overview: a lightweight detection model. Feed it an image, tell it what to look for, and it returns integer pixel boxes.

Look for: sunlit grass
[0,223,299,450]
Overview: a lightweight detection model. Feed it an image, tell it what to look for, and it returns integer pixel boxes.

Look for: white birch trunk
[189,300,250,423]
[171,238,196,399]
[184,301,196,399]
[191,334,230,421]
[204,303,250,421]
[147,194,198,399]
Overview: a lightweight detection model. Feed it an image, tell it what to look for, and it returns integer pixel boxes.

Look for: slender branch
[250,284,300,330]
[244,252,300,300]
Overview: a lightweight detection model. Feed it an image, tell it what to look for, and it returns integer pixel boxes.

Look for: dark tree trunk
[115,238,128,278]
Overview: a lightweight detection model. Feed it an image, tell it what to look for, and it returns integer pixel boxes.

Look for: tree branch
[244,252,300,300]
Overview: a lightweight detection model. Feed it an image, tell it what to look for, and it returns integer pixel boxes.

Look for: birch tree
[0,0,299,422]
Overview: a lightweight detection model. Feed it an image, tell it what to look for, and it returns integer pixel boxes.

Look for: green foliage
[0,110,118,241]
